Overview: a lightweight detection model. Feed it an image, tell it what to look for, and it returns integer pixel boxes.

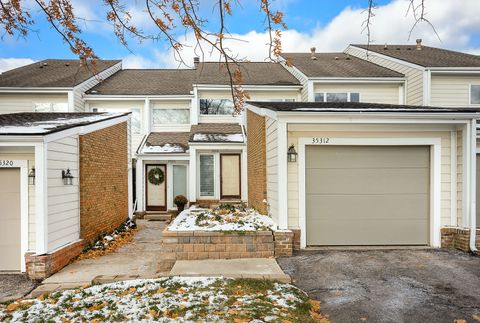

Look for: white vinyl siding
[47,135,80,252]
[0,147,36,251]
[280,62,309,102]
[345,46,423,105]
[313,83,400,104]
[430,75,480,107]
[0,93,68,114]
[265,117,279,223]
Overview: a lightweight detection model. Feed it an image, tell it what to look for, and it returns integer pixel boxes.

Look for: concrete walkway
[30,220,174,296]
[170,258,291,283]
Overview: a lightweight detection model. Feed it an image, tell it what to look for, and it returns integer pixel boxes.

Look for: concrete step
[144,213,171,221]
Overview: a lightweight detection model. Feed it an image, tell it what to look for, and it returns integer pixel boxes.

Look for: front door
[146,164,167,211]
[220,154,241,199]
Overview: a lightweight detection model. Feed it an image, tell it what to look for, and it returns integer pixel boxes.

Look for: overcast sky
[1,0,480,72]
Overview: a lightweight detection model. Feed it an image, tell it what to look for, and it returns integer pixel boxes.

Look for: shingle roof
[195,62,300,86]
[0,112,129,135]
[247,101,480,114]
[142,132,191,154]
[0,59,120,88]
[352,44,480,67]
[280,52,403,78]
[88,69,196,95]
[190,123,244,143]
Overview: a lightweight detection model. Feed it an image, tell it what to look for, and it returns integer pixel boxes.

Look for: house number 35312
[312,137,330,144]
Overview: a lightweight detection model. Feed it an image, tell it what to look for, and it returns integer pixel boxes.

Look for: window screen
[199,155,215,196]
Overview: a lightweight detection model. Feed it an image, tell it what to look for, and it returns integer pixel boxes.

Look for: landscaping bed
[0,277,328,322]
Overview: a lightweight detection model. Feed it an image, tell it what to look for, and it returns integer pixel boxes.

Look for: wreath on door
[148,167,165,185]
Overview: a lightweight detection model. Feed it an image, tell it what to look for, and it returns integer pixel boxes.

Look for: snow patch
[192,133,244,142]
[140,143,185,154]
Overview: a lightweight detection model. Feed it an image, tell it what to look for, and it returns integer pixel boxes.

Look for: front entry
[220,154,241,199]
[145,164,167,211]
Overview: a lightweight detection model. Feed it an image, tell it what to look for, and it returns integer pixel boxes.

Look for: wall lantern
[287,144,298,163]
[62,168,74,185]
[28,167,35,185]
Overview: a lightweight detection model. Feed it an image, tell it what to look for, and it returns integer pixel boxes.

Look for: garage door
[306,145,430,246]
[0,168,21,271]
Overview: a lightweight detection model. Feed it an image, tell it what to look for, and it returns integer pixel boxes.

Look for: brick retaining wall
[441,227,480,252]
[162,229,294,260]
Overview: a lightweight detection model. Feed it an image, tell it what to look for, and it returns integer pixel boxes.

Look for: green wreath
[148,167,165,185]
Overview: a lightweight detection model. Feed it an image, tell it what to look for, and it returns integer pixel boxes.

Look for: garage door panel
[306,219,429,245]
[306,168,429,195]
[306,146,430,169]
[306,194,429,221]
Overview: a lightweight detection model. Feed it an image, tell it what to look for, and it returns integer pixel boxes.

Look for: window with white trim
[200,99,234,115]
[34,102,68,112]
[93,107,141,134]
[152,108,190,125]
[314,92,360,103]
[199,154,215,196]
[471,85,480,104]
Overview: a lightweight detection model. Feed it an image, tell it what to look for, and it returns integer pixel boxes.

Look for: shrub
[174,195,188,207]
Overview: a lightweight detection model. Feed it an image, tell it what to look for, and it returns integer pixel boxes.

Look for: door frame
[297,137,441,249]
[220,153,241,200]
[145,164,167,211]
[0,160,28,272]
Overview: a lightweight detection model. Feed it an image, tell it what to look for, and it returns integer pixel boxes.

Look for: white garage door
[0,168,21,271]
[306,145,430,246]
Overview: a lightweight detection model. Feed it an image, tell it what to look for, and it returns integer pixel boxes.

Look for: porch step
[144,213,171,221]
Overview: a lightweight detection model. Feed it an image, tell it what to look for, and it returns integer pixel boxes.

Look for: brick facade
[246,110,267,214]
[273,230,294,257]
[441,227,480,252]
[25,240,84,280]
[79,122,129,245]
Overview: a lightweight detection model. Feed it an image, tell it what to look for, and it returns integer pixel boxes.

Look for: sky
[1,0,480,72]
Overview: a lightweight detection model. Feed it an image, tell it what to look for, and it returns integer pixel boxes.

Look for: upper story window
[268,98,296,102]
[34,102,68,112]
[93,107,141,134]
[200,99,235,115]
[471,85,480,104]
[152,108,190,125]
[314,92,360,103]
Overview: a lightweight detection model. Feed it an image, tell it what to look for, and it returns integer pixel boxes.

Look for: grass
[0,277,329,322]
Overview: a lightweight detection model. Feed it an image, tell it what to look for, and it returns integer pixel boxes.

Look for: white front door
[146,164,167,211]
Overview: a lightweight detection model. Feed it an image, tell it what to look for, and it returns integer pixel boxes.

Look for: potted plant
[174,195,188,212]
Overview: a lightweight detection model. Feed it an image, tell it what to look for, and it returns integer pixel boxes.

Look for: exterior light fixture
[287,144,298,163]
[28,167,35,185]
[62,168,74,185]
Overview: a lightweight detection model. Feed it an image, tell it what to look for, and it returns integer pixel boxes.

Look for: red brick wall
[246,109,267,214]
[79,122,129,244]
[441,227,480,252]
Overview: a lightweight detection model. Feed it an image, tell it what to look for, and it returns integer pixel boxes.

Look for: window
[199,155,215,196]
[471,85,480,104]
[173,165,187,198]
[34,103,68,112]
[200,99,234,115]
[152,108,190,124]
[93,107,141,134]
[314,92,360,103]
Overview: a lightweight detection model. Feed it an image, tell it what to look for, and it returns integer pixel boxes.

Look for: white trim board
[296,137,442,249]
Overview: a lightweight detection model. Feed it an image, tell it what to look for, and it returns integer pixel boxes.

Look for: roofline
[347,45,425,70]
[72,61,122,89]
[193,84,302,90]
[0,87,72,93]
[307,77,405,83]
[84,94,194,100]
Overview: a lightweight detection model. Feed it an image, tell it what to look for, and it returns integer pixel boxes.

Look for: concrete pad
[29,284,61,298]
[169,258,291,282]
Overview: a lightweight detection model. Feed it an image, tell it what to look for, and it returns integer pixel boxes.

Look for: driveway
[0,274,38,303]
[277,249,480,323]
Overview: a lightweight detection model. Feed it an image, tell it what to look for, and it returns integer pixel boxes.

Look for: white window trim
[197,153,216,198]
[314,91,361,103]
[297,137,442,249]
[469,84,480,105]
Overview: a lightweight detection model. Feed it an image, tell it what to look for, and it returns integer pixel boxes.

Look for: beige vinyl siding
[89,100,143,155]
[346,46,424,105]
[265,117,278,223]
[72,63,121,112]
[0,147,36,251]
[0,93,68,114]
[431,75,480,107]
[47,135,80,251]
[280,63,309,102]
[313,83,401,104]
[286,124,463,228]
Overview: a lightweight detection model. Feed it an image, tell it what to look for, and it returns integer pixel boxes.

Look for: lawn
[0,277,328,322]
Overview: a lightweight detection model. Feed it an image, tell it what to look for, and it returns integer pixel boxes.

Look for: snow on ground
[0,277,316,322]
[168,206,276,231]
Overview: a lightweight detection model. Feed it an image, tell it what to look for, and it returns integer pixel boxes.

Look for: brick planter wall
[79,122,129,245]
[162,229,294,260]
[441,227,480,252]
[25,240,84,279]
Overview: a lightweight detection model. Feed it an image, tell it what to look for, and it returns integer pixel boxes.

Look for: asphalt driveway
[277,249,480,323]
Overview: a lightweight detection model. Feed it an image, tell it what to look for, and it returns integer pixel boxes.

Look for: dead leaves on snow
[77,229,137,261]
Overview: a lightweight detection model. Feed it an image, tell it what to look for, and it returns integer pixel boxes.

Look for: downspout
[470,118,478,253]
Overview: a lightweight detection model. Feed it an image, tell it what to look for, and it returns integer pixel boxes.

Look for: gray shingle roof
[190,123,244,143]
[142,132,191,153]
[88,69,197,95]
[0,59,120,88]
[352,44,480,67]
[280,52,403,78]
[0,112,129,135]
[247,101,480,113]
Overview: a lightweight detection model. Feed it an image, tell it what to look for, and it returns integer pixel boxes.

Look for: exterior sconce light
[287,144,298,163]
[28,167,35,185]
[62,168,74,185]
